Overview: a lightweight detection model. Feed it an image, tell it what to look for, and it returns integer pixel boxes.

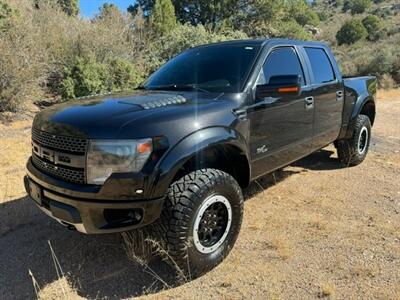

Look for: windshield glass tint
[144,45,261,93]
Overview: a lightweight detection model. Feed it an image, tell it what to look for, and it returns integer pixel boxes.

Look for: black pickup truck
[25,39,376,276]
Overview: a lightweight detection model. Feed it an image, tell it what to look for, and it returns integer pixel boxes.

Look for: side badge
[257,145,269,154]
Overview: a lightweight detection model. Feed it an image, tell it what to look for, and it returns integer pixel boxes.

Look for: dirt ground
[0,90,399,300]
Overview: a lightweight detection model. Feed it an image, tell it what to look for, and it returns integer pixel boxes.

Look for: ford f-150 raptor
[25,39,377,276]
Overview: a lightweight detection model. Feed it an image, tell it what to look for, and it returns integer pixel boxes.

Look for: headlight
[87,139,153,185]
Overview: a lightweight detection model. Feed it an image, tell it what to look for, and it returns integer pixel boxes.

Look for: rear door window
[304,47,335,84]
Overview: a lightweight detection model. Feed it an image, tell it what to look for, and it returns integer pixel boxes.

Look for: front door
[248,46,314,178]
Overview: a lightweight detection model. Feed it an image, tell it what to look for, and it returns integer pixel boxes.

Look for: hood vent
[141,95,187,110]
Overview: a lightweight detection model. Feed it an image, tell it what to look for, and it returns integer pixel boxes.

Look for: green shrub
[336,19,368,45]
[335,0,345,7]
[345,0,372,14]
[61,56,145,99]
[365,48,396,75]
[108,58,144,90]
[276,19,312,40]
[334,50,358,76]
[362,15,384,40]
[285,0,320,26]
[317,11,329,21]
[62,56,110,99]
[371,6,393,18]
[295,10,320,26]
[0,0,13,30]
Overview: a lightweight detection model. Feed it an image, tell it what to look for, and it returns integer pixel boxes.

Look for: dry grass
[378,88,400,100]
[121,231,176,290]
[30,241,84,300]
[318,282,335,298]
[0,119,32,203]
[122,230,193,288]
[37,277,83,300]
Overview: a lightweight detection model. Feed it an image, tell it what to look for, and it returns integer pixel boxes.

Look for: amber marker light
[137,140,153,154]
[278,86,299,93]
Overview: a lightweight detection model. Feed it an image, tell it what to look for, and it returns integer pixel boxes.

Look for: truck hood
[33,90,238,141]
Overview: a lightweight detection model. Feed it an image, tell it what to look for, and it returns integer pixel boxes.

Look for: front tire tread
[149,168,243,277]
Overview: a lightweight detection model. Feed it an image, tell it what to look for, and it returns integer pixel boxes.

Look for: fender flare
[148,127,249,199]
[344,95,375,139]
[351,94,375,122]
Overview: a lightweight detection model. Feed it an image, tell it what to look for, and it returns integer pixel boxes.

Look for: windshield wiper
[146,84,211,94]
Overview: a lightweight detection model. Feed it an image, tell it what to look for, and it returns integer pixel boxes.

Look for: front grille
[32,128,87,154]
[32,154,85,184]
[31,128,87,184]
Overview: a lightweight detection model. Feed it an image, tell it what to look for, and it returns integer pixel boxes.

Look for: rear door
[248,46,314,178]
[302,47,344,149]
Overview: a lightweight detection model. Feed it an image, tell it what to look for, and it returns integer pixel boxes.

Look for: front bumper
[25,158,164,234]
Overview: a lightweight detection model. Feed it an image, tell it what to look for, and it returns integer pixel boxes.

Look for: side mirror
[256,75,301,99]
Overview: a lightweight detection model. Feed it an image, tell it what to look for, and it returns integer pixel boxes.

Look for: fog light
[103,209,143,229]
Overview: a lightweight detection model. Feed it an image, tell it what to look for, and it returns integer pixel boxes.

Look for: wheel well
[360,101,376,126]
[172,145,250,188]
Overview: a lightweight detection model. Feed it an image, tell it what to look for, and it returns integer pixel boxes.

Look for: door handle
[233,109,247,120]
[336,90,344,101]
[305,96,314,109]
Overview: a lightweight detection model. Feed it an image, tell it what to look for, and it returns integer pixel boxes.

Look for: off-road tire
[149,168,244,278]
[337,114,371,166]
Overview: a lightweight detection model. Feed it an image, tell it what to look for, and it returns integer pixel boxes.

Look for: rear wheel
[150,169,244,278]
[337,114,371,166]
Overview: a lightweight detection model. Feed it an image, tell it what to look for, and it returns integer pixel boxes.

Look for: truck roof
[193,38,328,49]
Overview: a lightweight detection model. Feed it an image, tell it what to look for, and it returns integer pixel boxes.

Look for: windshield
[144,44,261,93]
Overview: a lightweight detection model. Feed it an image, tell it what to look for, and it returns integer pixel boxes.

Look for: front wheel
[337,114,371,166]
[150,169,244,278]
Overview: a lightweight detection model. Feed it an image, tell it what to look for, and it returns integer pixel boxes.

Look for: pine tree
[127,0,154,17]
[96,3,120,20]
[133,6,146,39]
[150,0,177,35]
[58,0,79,16]
[34,0,79,16]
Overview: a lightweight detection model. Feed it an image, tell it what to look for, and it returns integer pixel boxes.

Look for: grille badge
[31,129,87,184]
[31,142,85,169]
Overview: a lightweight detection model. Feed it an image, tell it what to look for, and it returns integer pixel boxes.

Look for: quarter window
[259,47,305,86]
[305,47,335,84]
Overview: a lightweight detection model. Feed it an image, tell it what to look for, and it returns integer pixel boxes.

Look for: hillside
[0,0,399,117]
[314,0,400,86]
